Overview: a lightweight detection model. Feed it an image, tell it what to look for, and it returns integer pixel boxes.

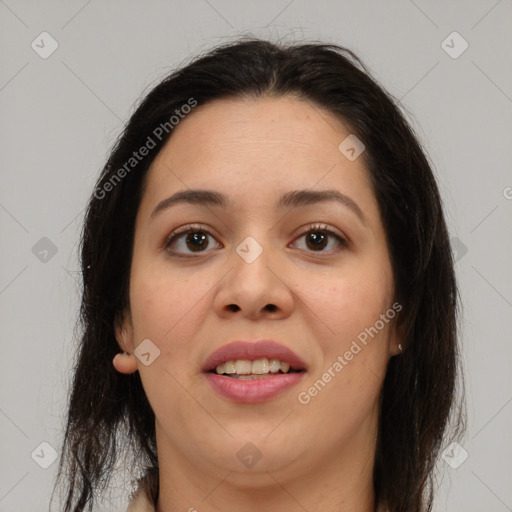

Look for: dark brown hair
[52,37,465,512]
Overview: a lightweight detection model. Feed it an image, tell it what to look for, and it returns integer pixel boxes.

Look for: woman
[52,38,465,512]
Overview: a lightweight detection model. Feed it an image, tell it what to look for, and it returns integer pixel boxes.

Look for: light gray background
[1,1,511,511]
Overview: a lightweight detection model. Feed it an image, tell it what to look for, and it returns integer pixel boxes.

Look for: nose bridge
[212,229,293,319]
[230,232,277,293]
[235,234,267,266]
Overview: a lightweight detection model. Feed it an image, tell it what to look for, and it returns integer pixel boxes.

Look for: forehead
[142,95,377,218]
[156,95,351,160]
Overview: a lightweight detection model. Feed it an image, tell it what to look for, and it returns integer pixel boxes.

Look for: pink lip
[201,340,308,372]
[202,340,308,404]
[205,372,306,403]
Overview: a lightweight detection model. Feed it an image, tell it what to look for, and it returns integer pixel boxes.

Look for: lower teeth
[228,374,276,379]
[224,371,291,379]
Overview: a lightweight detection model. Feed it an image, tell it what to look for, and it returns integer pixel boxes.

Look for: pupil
[307,232,327,250]
[186,232,208,251]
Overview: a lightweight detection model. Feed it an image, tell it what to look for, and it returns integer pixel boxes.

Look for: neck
[154,413,379,512]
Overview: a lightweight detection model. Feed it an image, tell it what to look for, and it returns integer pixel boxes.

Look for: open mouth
[209,358,305,380]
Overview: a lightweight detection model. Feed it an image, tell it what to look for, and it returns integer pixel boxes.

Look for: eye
[291,223,348,254]
[164,222,348,258]
[164,224,222,257]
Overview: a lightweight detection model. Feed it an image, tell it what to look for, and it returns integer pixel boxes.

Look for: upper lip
[202,340,308,372]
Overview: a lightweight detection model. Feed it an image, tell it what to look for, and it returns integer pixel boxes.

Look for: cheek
[296,276,392,444]
[302,263,393,350]
[129,265,211,353]
[296,252,394,412]
[128,270,212,414]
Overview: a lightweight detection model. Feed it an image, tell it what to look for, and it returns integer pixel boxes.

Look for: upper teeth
[216,358,291,375]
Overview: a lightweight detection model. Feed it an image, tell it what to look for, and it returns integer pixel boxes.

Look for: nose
[212,239,295,321]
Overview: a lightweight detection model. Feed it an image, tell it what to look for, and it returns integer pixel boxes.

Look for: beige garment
[126,470,158,512]
[126,491,155,512]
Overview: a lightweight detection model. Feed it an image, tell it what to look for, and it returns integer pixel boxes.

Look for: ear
[389,316,405,357]
[113,310,138,374]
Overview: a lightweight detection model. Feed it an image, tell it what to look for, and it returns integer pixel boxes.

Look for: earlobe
[389,317,405,356]
[389,342,403,357]
[113,311,138,373]
[113,352,138,374]
[389,342,404,357]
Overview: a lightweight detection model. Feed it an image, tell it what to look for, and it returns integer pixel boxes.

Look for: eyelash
[163,223,348,258]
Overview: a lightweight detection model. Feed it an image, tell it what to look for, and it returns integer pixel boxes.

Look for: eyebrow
[150,188,367,225]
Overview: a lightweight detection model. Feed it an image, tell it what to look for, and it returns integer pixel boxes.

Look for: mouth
[202,340,307,403]
[202,339,308,375]
[209,358,305,379]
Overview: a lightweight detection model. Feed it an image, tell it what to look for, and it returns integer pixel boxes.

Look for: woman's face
[116,95,401,484]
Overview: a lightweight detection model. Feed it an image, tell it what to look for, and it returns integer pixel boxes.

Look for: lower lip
[205,372,306,403]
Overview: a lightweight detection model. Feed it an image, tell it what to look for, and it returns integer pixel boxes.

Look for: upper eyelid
[166,223,345,240]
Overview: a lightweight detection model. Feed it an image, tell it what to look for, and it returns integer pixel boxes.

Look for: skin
[114,95,402,512]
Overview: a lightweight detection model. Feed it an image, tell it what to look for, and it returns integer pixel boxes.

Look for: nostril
[265,304,277,312]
